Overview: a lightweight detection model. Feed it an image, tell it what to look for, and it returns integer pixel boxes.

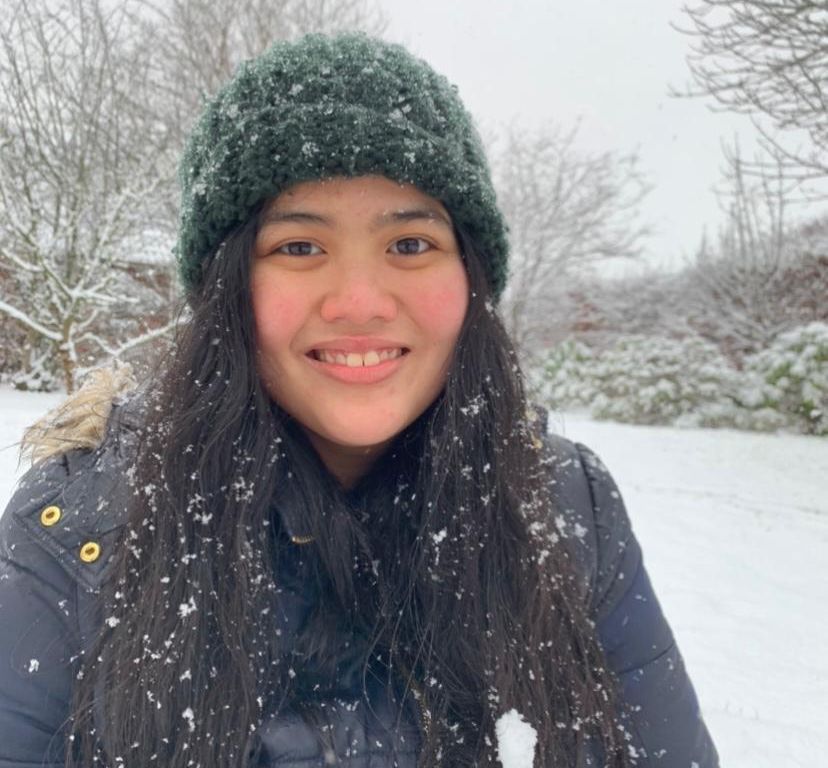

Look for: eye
[275,241,322,256]
[390,237,432,255]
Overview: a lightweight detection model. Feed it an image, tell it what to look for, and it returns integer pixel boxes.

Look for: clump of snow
[177,596,197,618]
[495,709,536,768]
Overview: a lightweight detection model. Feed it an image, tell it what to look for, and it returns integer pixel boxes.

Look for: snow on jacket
[0,392,719,767]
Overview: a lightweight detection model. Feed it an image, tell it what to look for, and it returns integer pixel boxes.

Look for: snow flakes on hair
[175,32,509,298]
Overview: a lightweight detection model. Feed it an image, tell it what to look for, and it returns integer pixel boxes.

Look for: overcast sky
[378,0,762,274]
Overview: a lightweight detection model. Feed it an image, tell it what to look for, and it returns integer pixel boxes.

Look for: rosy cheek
[251,283,300,352]
[419,277,468,337]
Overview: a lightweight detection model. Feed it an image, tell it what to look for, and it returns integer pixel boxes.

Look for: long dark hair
[68,204,631,767]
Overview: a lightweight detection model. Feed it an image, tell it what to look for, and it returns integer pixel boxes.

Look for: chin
[318,415,409,451]
[326,427,402,451]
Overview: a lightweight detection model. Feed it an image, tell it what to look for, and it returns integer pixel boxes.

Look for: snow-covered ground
[1,387,826,766]
[0,387,65,504]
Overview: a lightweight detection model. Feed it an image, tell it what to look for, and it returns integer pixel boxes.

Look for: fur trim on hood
[21,365,138,465]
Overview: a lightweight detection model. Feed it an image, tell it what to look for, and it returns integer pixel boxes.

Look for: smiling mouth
[308,348,410,367]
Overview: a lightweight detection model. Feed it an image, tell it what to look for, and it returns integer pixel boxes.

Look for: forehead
[265,175,451,217]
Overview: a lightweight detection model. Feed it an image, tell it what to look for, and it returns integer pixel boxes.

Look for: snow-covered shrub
[534,324,828,435]
[589,336,738,425]
[537,335,739,426]
[739,323,828,436]
[532,340,596,411]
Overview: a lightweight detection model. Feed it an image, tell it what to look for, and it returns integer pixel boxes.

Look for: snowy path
[1,388,826,766]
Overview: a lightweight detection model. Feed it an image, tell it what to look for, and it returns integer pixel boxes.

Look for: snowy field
[1,386,827,766]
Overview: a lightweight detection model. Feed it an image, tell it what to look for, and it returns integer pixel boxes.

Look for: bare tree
[492,123,649,363]
[681,142,828,362]
[0,0,387,391]
[676,0,828,184]
[0,0,178,392]
[573,269,695,346]
[535,143,828,366]
[133,0,387,148]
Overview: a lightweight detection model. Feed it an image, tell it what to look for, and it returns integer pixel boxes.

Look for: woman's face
[250,175,469,487]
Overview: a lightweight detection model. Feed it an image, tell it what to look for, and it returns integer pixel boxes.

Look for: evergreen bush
[740,323,828,436]
[535,324,828,436]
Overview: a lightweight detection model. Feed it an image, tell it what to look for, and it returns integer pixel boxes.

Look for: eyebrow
[259,206,454,232]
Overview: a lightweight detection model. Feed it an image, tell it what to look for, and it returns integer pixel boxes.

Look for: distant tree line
[528,149,827,436]
[531,150,827,365]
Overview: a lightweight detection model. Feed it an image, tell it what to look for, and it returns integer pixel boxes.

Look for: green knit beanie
[175,32,509,298]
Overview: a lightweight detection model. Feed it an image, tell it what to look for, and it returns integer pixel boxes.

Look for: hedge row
[533,323,827,436]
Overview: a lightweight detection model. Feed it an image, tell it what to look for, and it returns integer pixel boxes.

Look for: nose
[319,261,398,325]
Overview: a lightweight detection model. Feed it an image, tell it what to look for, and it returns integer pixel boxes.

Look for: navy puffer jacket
[0,398,718,767]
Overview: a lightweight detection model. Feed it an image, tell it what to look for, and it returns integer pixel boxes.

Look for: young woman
[0,33,718,767]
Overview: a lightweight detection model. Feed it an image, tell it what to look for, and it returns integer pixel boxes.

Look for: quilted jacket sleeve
[0,457,80,768]
[574,442,719,767]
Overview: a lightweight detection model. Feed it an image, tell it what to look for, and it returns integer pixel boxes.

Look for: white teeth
[362,351,380,366]
[315,348,404,367]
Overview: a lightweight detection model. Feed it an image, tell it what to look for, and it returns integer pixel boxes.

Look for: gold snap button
[79,541,101,563]
[40,505,62,527]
